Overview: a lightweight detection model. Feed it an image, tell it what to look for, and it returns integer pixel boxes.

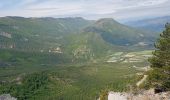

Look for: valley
[1,0,170,99]
[0,49,151,100]
[0,16,168,100]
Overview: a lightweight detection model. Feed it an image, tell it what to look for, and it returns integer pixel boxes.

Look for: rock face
[131,89,170,100]
[0,94,17,100]
[0,32,12,38]
[108,92,128,100]
[108,89,170,100]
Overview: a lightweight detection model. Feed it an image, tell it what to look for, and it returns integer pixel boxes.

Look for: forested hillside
[0,17,157,62]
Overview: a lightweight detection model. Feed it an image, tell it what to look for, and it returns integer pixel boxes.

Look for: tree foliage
[149,23,170,68]
[149,23,170,90]
[0,72,49,100]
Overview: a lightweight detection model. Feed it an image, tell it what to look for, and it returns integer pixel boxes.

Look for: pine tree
[148,23,170,91]
[149,23,170,67]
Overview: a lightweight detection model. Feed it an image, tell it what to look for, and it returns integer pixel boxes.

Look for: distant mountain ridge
[124,16,170,32]
[0,16,156,61]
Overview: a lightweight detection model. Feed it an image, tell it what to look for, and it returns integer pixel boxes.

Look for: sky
[0,0,170,21]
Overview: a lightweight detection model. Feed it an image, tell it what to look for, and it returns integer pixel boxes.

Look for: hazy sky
[0,0,170,20]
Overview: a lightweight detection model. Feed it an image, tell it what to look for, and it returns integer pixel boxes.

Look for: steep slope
[62,32,125,62]
[83,18,155,46]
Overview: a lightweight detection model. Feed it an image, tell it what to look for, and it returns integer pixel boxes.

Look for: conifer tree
[149,23,170,90]
[150,23,170,67]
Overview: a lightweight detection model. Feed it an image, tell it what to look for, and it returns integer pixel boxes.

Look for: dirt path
[136,75,148,87]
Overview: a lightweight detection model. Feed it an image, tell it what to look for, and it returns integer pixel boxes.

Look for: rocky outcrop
[108,89,170,100]
[0,32,12,38]
[0,94,17,100]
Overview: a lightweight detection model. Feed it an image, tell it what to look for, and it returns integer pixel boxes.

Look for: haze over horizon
[0,0,170,21]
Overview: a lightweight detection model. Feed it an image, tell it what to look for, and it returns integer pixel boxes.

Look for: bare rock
[108,89,170,100]
[0,94,17,100]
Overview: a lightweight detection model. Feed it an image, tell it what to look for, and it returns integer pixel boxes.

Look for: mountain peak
[95,18,119,26]
[96,18,117,23]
